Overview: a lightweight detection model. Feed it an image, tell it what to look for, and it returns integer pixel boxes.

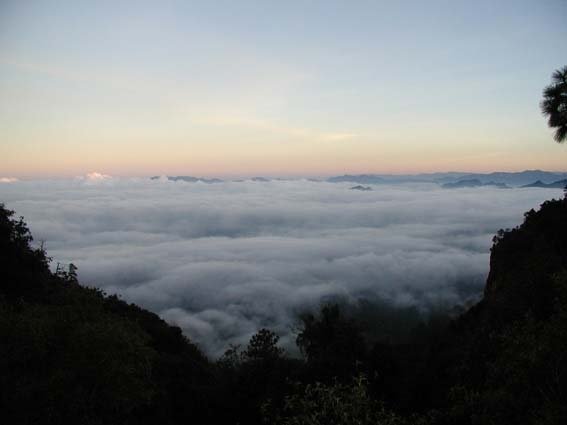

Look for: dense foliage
[0,204,214,425]
[541,65,567,143]
[1,196,566,424]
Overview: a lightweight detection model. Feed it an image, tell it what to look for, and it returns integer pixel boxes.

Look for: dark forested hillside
[1,197,566,424]
[427,195,567,424]
[0,204,215,425]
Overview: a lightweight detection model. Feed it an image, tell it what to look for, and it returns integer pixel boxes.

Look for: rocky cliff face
[424,196,567,423]
[482,197,567,323]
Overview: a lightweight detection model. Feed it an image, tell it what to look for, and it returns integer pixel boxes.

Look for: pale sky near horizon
[1,0,566,178]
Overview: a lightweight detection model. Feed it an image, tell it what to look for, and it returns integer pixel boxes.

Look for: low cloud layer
[0,178,562,356]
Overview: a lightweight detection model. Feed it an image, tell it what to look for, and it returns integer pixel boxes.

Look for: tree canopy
[541,65,567,143]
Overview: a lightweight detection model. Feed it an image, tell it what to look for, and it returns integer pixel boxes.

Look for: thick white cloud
[0,179,562,356]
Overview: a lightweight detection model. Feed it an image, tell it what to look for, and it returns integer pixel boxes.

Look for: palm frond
[541,66,567,143]
[554,124,567,143]
[551,66,567,85]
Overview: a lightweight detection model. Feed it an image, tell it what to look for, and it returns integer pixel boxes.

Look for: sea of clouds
[0,176,562,356]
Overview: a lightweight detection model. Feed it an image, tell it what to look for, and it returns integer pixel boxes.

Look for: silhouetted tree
[541,65,567,143]
[55,263,79,284]
[297,304,367,381]
[243,329,285,362]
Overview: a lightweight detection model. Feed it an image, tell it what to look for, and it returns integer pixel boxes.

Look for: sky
[1,177,562,355]
[1,0,566,178]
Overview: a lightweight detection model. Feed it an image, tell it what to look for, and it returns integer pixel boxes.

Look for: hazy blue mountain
[328,172,470,184]
[328,175,387,184]
[349,185,373,191]
[457,170,567,186]
[328,170,567,186]
[377,172,468,183]
[150,171,567,186]
[442,179,508,189]
[521,179,567,188]
[151,176,224,183]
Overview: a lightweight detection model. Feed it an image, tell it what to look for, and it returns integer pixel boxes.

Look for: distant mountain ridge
[328,173,464,184]
[442,179,508,189]
[521,179,567,189]
[329,175,387,184]
[151,175,223,183]
[148,171,567,188]
[456,170,567,186]
[328,170,567,187]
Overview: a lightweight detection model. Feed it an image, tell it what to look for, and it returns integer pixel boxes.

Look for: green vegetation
[0,204,214,424]
[1,195,566,424]
[262,376,408,425]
